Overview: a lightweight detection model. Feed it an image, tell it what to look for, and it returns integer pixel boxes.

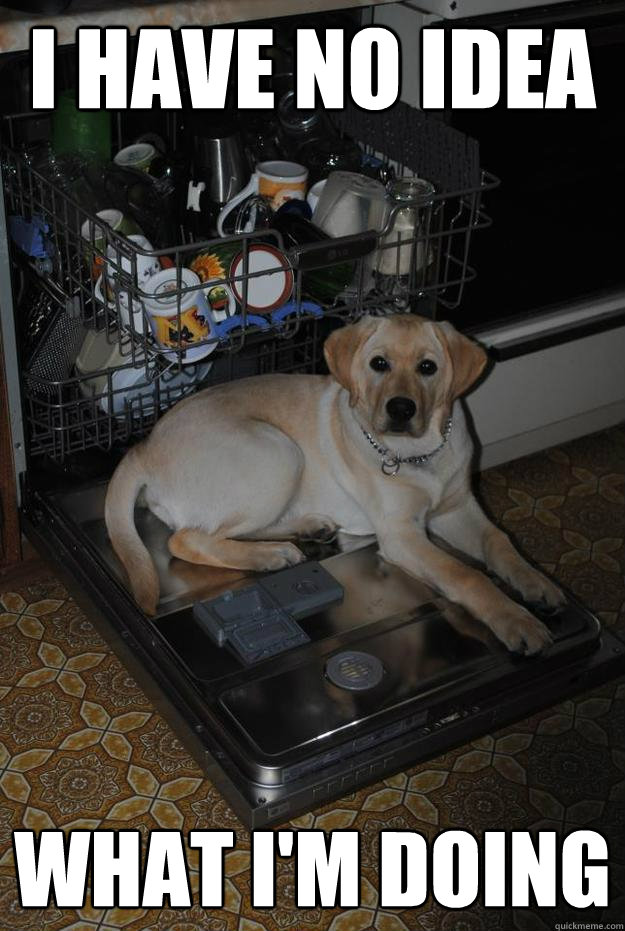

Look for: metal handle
[288,231,378,271]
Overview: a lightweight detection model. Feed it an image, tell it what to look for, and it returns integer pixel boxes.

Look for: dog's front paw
[504,564,566,613]
[487,604,553,656]
[260,542,306,571]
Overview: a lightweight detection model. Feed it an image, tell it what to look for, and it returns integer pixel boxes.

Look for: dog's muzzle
[385,396,417,432]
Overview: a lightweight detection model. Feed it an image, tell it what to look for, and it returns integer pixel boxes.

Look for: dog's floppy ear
[324,317,378,407]
[436,320,488,400]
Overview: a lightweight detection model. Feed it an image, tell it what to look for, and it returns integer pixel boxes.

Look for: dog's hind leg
[168,529,305,572]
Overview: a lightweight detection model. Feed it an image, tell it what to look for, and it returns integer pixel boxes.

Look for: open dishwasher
[1,13,621,828]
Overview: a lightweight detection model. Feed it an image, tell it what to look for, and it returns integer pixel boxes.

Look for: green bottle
[52,90,111,160]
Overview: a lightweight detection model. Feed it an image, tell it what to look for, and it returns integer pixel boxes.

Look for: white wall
[373,3,430,106]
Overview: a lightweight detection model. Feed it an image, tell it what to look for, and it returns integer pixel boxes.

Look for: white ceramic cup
[217,160,308,236]
[313,170,387,239]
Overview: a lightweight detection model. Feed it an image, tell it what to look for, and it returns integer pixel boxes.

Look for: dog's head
[324,315,488,438]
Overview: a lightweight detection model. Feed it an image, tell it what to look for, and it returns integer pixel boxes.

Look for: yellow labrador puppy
[105,315,564,652]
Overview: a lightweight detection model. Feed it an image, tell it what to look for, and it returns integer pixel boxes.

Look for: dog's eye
[370,356,390,372]
[418,359,438,376]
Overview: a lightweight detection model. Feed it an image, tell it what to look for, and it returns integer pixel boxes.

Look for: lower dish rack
[23,320,323,460]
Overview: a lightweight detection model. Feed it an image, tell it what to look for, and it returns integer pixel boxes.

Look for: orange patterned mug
[143,267,217,363]
[217,160,308,236]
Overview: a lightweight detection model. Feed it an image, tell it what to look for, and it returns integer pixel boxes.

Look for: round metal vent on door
[325,651,384,691]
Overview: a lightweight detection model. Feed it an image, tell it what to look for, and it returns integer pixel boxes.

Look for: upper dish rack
[1,102,497,460]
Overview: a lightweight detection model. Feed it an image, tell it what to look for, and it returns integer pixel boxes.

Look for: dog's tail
[104,446,159,615]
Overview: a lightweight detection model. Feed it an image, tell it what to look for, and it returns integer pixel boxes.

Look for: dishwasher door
[20,477,621,829]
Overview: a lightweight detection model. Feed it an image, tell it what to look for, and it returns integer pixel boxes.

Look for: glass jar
[376,177,436,307]
[277,91,324,156]
[296,135,362,184]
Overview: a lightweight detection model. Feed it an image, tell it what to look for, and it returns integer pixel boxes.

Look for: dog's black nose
[386,396,417,422]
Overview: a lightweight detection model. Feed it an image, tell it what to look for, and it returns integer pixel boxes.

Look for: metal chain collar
[361,417,453,475]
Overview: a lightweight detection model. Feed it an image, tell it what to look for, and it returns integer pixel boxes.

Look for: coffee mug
[114,143,157,173]
[217,160,308,236]
[143,267,217,363]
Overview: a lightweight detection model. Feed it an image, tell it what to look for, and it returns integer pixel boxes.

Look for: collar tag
[382,456,401,476]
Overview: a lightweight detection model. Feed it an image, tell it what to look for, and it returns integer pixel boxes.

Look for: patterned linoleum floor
[1,426,624,931]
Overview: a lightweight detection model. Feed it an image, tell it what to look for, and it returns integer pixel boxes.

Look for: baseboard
[476,401,625,470]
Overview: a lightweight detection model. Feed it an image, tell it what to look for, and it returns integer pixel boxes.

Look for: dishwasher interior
[2,13,621,827]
